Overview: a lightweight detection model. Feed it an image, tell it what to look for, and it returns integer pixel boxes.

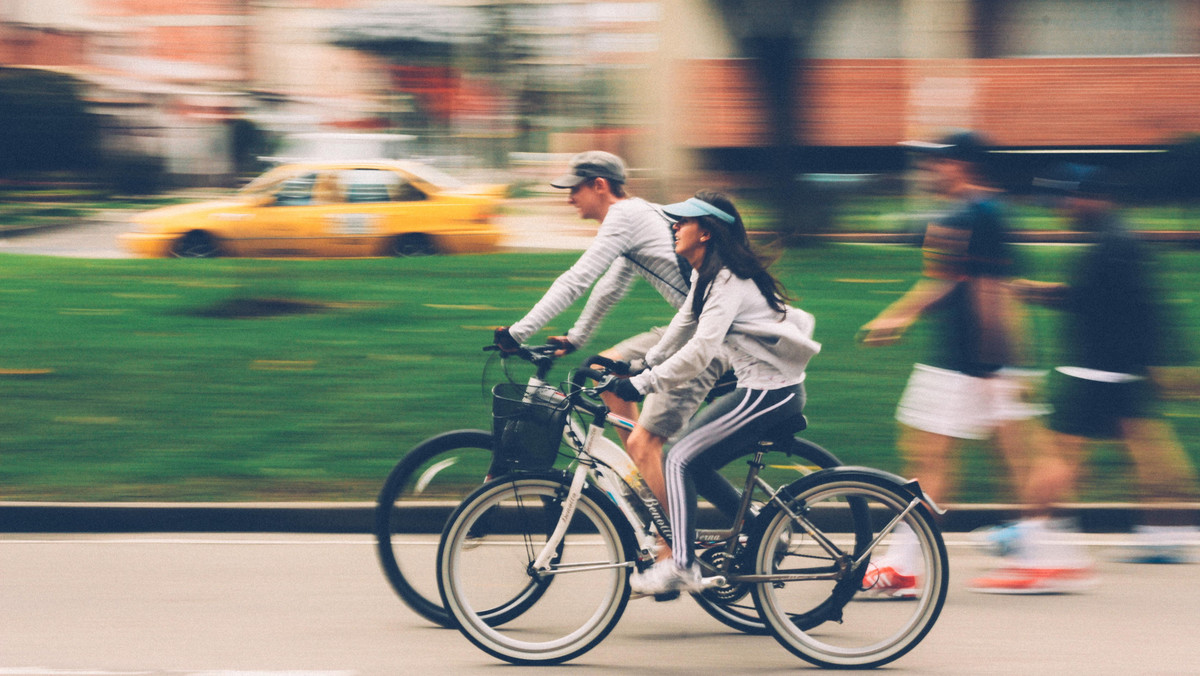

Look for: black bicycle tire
[752,471,949,668]
[690,436,864,635]
[437,472,637,665]
[745,467,874,633]
[375,430,524,627]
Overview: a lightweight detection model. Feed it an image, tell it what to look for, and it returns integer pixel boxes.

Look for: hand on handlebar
[493,326,519,354]
[582,354,641,376]
[547,335,577,357]
[611,379,644,403]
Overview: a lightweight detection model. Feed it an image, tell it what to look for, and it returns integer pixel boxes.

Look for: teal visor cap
[661,197,736,224]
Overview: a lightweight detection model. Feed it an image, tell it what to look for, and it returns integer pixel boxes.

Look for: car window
[341,169,427,203]
[402,163,466,190]
[275,173,317,206]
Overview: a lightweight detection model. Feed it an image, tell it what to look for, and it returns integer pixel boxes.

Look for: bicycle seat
[760,413,807,444]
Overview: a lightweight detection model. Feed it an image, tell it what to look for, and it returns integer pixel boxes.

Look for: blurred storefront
[1,0,1199,191]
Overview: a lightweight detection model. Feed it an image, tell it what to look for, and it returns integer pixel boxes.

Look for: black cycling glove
[612,379,644,403]
[493,327,519,354]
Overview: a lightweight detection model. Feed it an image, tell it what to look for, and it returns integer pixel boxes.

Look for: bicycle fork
[528,457,644,578]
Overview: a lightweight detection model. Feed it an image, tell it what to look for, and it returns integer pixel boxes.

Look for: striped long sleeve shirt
[508,197,689,348]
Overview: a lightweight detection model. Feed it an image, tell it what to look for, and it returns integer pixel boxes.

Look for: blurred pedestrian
[493,150,729,518]
[1001,164,1199,569]
[858,131,1082,596]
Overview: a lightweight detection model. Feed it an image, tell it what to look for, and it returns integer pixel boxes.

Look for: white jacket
[630,269,820,394]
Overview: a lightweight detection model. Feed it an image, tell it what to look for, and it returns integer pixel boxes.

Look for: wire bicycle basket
[491,382,571,470]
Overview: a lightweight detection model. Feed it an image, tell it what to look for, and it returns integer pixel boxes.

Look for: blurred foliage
[230,118,275,177]
[98,153,168,196]
[0,68,101,177]
[1136,135,1200,202]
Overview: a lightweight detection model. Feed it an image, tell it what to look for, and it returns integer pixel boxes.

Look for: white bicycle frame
[531,419,660,573]
[524,400,942,582]
[514,372,662,569]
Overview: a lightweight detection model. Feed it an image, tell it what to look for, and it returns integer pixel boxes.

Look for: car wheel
[171,231,221,258]
[389,233,437,257]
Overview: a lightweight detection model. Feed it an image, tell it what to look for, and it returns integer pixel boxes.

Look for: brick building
[653,0,1200,182]
[2,0,1200,185]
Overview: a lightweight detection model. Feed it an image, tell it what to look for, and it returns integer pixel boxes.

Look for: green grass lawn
[2,245,1198,503]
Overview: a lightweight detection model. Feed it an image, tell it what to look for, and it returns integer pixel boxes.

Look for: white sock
[877,522,922,576]
[1014,517,1089,568]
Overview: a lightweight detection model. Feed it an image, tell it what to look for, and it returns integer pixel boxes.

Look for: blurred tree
[230,118,274,177]
[713,0,832,244]
[328,4,521,143]
[0,67,100,177]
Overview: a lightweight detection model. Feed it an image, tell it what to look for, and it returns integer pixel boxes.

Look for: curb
[4,501,1198,534]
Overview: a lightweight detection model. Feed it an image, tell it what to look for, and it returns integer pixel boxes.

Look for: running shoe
[858,565,919,600]
[970,520,1023,558]
[631,560,725,600]
[968,566,1097,595]
[1117,546,1193,565]
[631,560,704,598]
[1113,526,1196,564]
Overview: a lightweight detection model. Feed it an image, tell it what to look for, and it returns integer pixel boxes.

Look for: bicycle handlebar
[581,354,632,376]
[482,345,623,417]
[569,366,609,391]
[483,343,559,358]
[483,342,561,380]
[567,359,626,419]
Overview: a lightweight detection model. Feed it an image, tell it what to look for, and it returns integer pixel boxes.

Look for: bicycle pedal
[652,590,681,602]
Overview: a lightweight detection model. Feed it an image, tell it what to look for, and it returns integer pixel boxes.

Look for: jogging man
[999,164,1199,571]
[494,150,728,515]
[858,131,1064,595]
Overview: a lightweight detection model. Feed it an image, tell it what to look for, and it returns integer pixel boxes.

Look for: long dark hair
[688,190,790,317]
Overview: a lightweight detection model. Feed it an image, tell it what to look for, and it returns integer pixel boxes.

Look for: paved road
[2,533,1198,676]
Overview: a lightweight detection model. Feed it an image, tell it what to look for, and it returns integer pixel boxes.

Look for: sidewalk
[4,500,1198,534]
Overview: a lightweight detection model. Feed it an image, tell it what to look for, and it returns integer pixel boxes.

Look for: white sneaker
[630,560,704,597]
[970,520,1024,558]
[1116,525,1197,564]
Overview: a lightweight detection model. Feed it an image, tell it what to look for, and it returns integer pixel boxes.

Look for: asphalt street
[3,532,1199,676]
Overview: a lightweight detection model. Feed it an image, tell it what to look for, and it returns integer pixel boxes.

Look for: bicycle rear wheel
[375,430,505,627]
[752,471,948,669]
[438,474,634,665]
[692,437,860,636]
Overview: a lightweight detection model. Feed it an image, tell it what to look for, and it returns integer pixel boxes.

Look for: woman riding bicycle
[611,190,821,596]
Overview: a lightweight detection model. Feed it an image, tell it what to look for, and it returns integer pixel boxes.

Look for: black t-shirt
[1063,214,1171,374]
[919,196,1015,376]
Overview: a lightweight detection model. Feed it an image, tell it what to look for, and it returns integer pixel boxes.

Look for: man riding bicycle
[494,150,729,515]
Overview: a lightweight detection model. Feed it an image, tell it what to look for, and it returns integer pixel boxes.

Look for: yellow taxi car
[119,160,506,258]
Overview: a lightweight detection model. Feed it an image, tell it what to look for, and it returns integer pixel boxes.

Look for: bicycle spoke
[753,476,948,669]
[440,476,631,665]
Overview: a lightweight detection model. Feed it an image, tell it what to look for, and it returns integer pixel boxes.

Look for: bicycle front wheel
[375,430,501,627]
[753,471,948,669]
[438,474,634,665]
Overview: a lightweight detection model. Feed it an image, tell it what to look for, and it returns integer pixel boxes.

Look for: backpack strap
[621,202,691,298]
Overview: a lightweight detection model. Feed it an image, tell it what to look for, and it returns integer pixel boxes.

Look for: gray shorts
[610,327,729,439]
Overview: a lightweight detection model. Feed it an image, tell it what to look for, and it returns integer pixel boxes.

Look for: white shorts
[896,364,1048,440]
